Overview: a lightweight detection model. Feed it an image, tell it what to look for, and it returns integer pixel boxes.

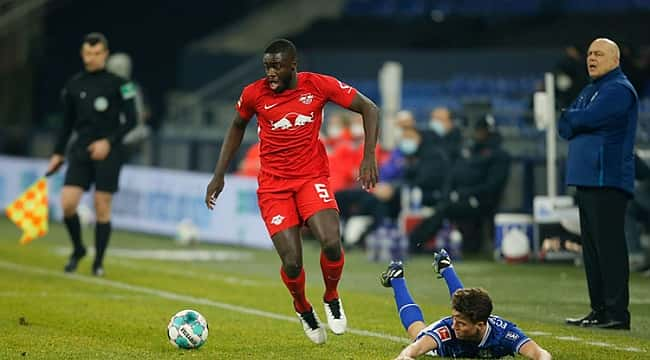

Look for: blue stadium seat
[343,0,646,17]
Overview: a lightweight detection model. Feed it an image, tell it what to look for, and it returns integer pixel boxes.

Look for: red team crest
[299,93,314,104]
[435,326,452,342]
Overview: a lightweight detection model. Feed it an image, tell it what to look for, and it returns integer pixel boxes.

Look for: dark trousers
[409,199,483,253]
[576,186,630,322]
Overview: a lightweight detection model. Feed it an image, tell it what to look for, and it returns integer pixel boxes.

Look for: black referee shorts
[64,146,124,193]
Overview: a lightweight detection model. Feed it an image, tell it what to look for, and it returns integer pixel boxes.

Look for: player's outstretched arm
[347,92,379,190]
[394,335,437,360]
[519,340,552,360]
[205,115,248,209]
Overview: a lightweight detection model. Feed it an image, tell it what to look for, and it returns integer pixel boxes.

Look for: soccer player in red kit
[205,39,379,344]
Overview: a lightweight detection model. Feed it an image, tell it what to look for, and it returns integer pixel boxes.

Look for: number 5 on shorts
[314,184,334,203]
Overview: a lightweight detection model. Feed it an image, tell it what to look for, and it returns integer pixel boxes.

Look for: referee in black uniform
[46,33,136,276]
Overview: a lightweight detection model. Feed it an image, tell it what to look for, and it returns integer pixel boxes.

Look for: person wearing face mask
[408,117,510,253]
[326,113,363,194]
[421,107,462,165]
[378,110,416,183]
[323,113,351,150]
[335,110,415,247]
[400,127,449,198]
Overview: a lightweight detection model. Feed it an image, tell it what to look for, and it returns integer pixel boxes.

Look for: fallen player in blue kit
[381,249,552,359]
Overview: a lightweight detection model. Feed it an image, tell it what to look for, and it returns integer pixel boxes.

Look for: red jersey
[236,72,358,179]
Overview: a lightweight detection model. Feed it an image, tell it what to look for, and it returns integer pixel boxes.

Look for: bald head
[586,38,620,80]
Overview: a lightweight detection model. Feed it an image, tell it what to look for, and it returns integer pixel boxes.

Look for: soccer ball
[175,218,200,246]
[167,309,209,349]
[77,203,95,227]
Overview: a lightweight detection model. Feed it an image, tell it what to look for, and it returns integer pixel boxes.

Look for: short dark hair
[451,288,493,324]
[83,32,109,50]
[264,39,297,60]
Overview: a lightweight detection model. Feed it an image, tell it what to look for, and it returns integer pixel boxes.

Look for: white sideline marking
[0,260,409,344]
[527,331,552,336]
[112,260,265,287]
[0,260,645,353]
[54,247,253,262]
[0,291,137,300]
[555,336,583,341]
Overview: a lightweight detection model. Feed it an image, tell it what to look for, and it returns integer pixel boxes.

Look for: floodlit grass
[1,218,648,359]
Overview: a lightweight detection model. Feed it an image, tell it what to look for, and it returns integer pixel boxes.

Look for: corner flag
[5,178,49,244]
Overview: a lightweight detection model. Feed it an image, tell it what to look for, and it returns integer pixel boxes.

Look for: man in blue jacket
[559,38,638,330]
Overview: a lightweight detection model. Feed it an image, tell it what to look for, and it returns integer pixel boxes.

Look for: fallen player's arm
[519,340,552,360]
[394,335,437,360]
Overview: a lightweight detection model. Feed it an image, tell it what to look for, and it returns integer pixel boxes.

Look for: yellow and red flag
[5,178,49,244]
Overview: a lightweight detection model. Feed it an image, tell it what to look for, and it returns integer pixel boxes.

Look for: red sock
[320,250,345,302]
[280,267,311,313]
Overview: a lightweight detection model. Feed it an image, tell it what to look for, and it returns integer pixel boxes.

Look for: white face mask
[399,139,419,155]
[327,126,343,139]
[429,119,447,136]
[350,123,364,137]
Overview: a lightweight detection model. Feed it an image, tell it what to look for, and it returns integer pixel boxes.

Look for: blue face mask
[399,139,419,155]
[430,120,447,136]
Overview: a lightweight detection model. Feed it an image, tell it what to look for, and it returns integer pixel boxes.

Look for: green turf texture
[0,218,648,359]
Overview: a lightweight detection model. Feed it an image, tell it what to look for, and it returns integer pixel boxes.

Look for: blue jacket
[558,67,638,194]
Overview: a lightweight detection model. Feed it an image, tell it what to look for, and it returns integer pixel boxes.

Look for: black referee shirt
[53,69,137,155]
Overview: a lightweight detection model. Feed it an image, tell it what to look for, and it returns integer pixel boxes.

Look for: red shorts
[257,172,339,237]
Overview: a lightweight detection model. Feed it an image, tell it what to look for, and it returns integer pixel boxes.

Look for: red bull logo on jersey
[270,112,315,130]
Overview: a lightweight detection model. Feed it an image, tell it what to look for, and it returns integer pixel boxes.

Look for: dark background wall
[34,0,265,130]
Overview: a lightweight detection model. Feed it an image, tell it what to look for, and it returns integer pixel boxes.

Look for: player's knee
[322,241,342,261]
[282,260,302,278]
[61,200,78,218]
[94,195,112,221]
[94,205,111,222]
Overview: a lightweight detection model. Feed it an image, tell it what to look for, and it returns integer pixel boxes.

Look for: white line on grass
[0,291,140,300]
[111,259,266,287]
[0,260,409,344]
[1,260,645,353]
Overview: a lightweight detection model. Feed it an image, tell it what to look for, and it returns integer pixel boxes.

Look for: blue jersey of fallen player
[417,315,530,358]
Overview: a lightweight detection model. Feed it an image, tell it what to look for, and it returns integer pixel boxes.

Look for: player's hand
[45,154,65,176]
[358,155,378,191]
[205,175,225,210]
[394,356,415,360]
[87,139,111,160]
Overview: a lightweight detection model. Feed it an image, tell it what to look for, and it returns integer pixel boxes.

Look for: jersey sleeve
[503,324,531,354]
[314,74,357,109]
[106,79,138,145]
[236,84,257,121]
[53,84,76,155]
[416,319,451,357]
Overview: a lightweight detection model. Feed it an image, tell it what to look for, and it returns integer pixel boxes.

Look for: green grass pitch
[0,218,648,359]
